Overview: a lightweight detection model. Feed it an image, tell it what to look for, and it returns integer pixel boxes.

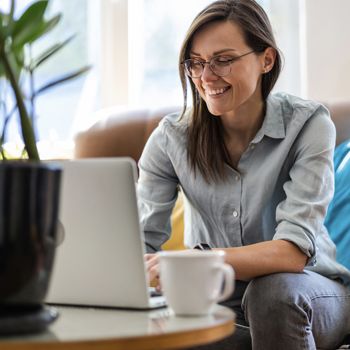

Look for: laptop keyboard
[149,287,163,298]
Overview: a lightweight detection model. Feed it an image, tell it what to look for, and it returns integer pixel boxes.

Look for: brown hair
[179,0,282,183]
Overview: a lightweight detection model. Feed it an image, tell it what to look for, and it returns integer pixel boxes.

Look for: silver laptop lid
[46,158,162,309]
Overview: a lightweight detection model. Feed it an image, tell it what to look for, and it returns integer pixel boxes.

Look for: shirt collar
[251,94,286,144]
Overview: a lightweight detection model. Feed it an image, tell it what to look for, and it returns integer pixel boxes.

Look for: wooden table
[0,305,235,350]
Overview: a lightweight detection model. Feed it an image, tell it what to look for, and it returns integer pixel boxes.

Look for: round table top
[0,305,235,350]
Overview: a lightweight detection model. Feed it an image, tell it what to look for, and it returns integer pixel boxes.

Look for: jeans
[188,271,350,350]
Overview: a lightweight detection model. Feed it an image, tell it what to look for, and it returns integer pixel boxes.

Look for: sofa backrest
[74,106,180,161]
[74,102,350,161]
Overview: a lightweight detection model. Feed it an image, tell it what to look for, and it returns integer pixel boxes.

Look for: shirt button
[250,144,255,150]
[235,175,240,181]
[232,210,239,218]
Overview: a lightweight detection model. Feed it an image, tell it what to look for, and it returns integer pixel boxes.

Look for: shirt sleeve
[137,119,179,253]
[273,105,336,266]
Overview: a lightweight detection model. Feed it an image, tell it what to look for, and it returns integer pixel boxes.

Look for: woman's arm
[146,240,307,286]
[218,239,307,281]
[138,117,180,252]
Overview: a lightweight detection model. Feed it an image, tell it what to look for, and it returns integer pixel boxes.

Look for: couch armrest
[74,106,180,162]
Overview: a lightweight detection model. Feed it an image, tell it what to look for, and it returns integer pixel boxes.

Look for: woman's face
[189,20,272,117]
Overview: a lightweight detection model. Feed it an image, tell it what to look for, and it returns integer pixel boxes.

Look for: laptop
[45,157,166,309]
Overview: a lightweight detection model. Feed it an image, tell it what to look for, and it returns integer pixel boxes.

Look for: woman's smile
[205,85,231,98]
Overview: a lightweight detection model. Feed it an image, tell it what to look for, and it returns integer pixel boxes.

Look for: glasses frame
[182,50,256,79]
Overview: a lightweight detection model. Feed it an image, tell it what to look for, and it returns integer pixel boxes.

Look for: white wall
[304,0,350,102]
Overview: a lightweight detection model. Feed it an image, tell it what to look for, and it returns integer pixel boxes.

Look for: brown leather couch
[74,106,180,160]
[74,102,350,161]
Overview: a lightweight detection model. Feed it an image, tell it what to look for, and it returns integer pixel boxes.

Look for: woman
[138,0,350,349]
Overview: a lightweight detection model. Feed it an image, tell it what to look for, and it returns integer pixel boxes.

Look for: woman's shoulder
[158,109,190,135]
[269,92,328,115]
[145,109,190,151]
[269,92,335,147]
[269,92,333,129]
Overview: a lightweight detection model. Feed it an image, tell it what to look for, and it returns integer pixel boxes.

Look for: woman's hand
[145,253,161,289]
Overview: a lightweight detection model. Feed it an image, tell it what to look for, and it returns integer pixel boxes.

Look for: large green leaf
[12,1,48,43]
[35,65,91,96]
[13,14,61,48]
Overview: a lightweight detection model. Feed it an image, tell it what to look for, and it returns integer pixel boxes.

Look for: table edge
[0,319,235,350]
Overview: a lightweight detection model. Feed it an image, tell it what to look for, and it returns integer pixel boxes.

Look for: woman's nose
[201,63,219,82]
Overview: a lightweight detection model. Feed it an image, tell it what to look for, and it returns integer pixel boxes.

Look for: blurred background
[0,0,349,156]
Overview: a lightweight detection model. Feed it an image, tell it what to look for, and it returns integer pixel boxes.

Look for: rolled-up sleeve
[273,106,336,266]
[137,119,179,253]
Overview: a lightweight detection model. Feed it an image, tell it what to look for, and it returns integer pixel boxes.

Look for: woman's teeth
[207,86,230,96]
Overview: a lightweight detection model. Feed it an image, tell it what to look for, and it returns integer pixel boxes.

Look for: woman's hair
[179,0,282,183]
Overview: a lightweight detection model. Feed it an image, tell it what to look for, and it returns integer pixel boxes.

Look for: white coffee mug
[158,250,235,316]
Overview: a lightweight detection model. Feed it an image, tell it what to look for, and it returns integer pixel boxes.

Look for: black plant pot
[0,161,61,333]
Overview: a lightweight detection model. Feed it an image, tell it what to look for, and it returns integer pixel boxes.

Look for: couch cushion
[325,140,350,270]
[162,192,185,251]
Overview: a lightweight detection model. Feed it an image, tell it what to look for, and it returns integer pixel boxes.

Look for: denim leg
[186,305,252,350]
[242,271,350,350]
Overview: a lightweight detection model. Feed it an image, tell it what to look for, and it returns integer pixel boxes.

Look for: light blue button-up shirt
[138,92,350,286]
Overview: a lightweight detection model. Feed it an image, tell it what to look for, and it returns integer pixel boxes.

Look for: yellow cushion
[161,192,186,250]
[150,193,185,287]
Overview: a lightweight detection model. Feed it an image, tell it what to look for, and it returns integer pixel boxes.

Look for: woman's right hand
[145,253,161,289]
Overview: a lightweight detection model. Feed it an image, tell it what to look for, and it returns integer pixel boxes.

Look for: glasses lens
[210,57,232,77]
[184,59,203,78]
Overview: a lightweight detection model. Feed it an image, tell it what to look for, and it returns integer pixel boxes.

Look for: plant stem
[0,49,39,160]
[29,45,36,124]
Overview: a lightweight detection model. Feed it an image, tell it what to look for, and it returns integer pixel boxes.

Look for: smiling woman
[189,25,268,116]
[181,16,281,180]
[138,1,350,349]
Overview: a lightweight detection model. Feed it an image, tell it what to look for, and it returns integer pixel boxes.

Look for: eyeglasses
[182,50,255,79]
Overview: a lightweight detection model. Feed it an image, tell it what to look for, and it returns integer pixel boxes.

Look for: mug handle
[211,263,235,302]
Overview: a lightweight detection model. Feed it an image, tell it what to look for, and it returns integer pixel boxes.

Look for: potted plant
[0,0,89,334]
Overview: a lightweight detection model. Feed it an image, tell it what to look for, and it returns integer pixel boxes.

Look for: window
[127,0,301,108]
[1,0,302,157]
[1,0,95,157]
[128,0,214,107]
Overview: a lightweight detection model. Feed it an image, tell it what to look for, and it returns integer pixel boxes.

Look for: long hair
[179,0,282,183]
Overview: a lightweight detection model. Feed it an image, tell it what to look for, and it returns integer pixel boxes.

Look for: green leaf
[37,14,61,39]
[30,34,75,70]
[13,13,61,48]
[12,0,48,44]
[35,65,91,96]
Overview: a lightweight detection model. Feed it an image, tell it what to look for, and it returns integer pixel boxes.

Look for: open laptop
[45,157,166,309]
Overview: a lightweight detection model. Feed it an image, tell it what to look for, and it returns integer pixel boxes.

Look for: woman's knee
[242,273,311,323]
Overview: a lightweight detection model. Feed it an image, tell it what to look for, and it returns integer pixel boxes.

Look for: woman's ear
[262,47,276,73]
